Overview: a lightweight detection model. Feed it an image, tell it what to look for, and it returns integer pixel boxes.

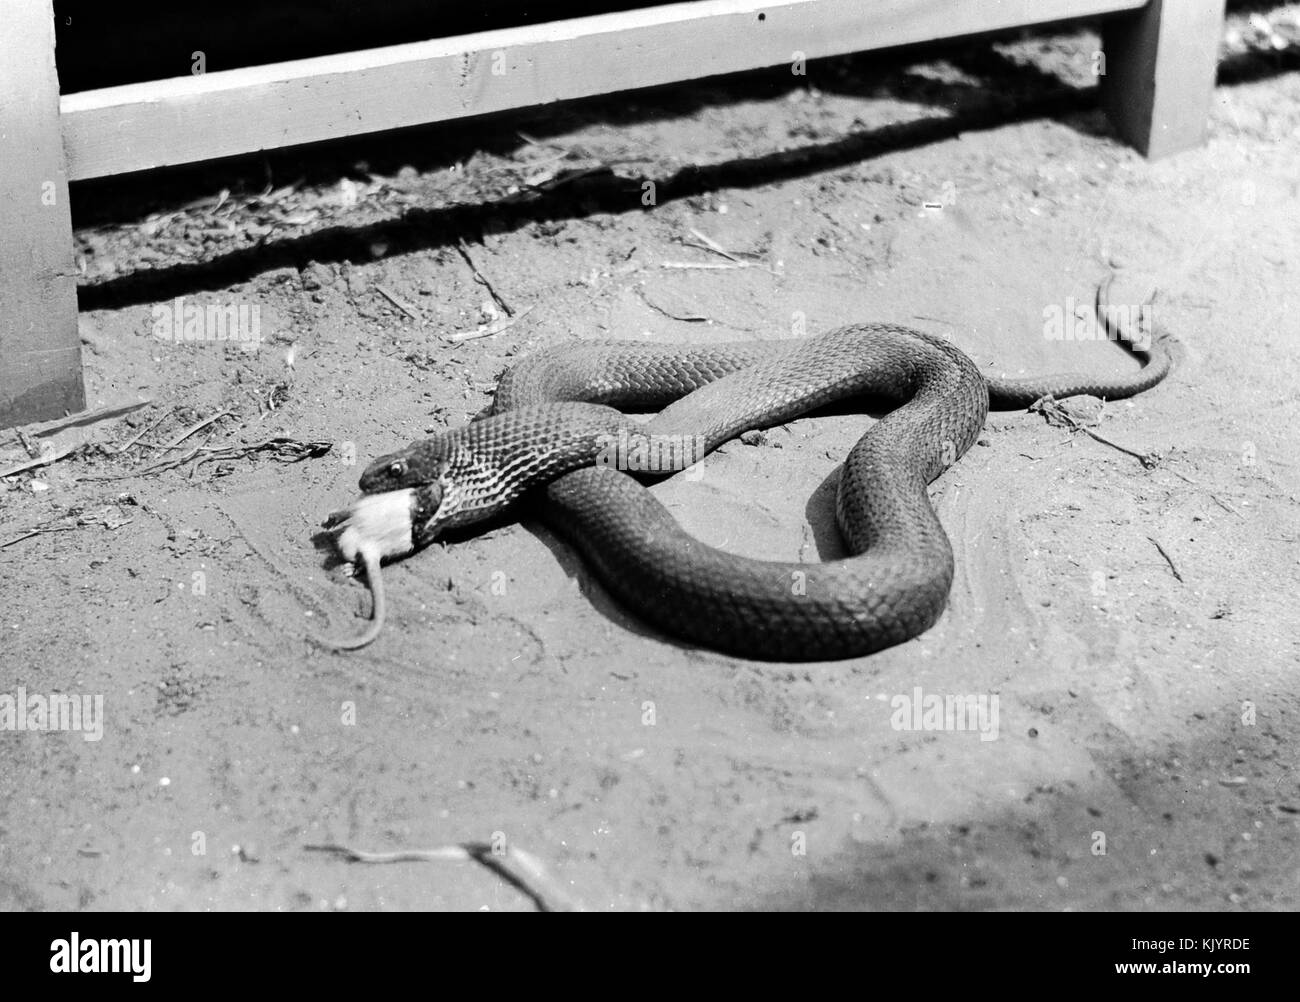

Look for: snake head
[359,438,450,493]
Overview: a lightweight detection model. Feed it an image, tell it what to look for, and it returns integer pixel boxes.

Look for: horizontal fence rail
[61,0,1148,181]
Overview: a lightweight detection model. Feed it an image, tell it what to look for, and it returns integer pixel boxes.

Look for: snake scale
[321,278,1172,660]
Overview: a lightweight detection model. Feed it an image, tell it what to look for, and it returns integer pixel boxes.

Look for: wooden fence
[1,0,1227,429]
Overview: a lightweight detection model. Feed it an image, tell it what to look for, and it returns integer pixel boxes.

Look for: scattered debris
[254,381,293,420]
[190,438,332,476]
[81,436,331,482]
[1,399,156,477]
[0,504,136,549]
[116,407,174,455]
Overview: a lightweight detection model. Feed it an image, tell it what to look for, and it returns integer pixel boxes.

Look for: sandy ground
[3,11,1300,911]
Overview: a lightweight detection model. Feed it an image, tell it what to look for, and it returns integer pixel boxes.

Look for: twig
[190,437,332,474]
[529,165,614,192]
[374,284,421,321]
[1148,536,1184,583]
[685,227,743,264]
[15,429,39,458]
[116,406,174,454]
[9,399,151,440]
[515,130,553,149]
[305,841,582,912]
[444,304,535,344]
[163,411,231,450]
[79,445,205,482]
[82,436,329,483]
[308,844,466,864]
[660,260,749,271]
[0,441,84,478]
[1030,398,1162,468]
[456,237,514,316]
[1079,427,1159,467]
[634,288,707,323]
[1209,493,1243,518]
[0,524,78,549]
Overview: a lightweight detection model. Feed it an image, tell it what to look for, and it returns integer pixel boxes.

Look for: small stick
[530,166,613,192]
[660,260,748,271]
[635,287,710,323]
[0,441,83,478]
[79,445,204,482]
[1148,536,1184,583]
[515,130,566,152]
[374,284,421,321]
[116,406,173,454]
[0,524,78,549]
[456,237,514,317]
[1032,398,1162,468]
[191,438,332,473]
[1076,426,1160,467]
[163,410,231,450]
[305,840,581,912]
[15,429,39,458]
[1209,494,1242,517]
[685,227,743,264]
[14,399,152,438]
[444,304,535,344]
[308,844,468,864]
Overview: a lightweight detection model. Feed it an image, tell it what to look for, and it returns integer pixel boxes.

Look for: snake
[319,277,1172,660]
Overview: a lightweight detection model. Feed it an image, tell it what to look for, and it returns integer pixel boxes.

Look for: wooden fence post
[0,0,85,430]
[1102,0,1227,159]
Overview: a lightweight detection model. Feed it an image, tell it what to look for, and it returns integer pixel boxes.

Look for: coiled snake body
[326,280,1171,660]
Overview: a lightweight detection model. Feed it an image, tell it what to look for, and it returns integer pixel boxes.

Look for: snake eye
[388,459,407,477]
